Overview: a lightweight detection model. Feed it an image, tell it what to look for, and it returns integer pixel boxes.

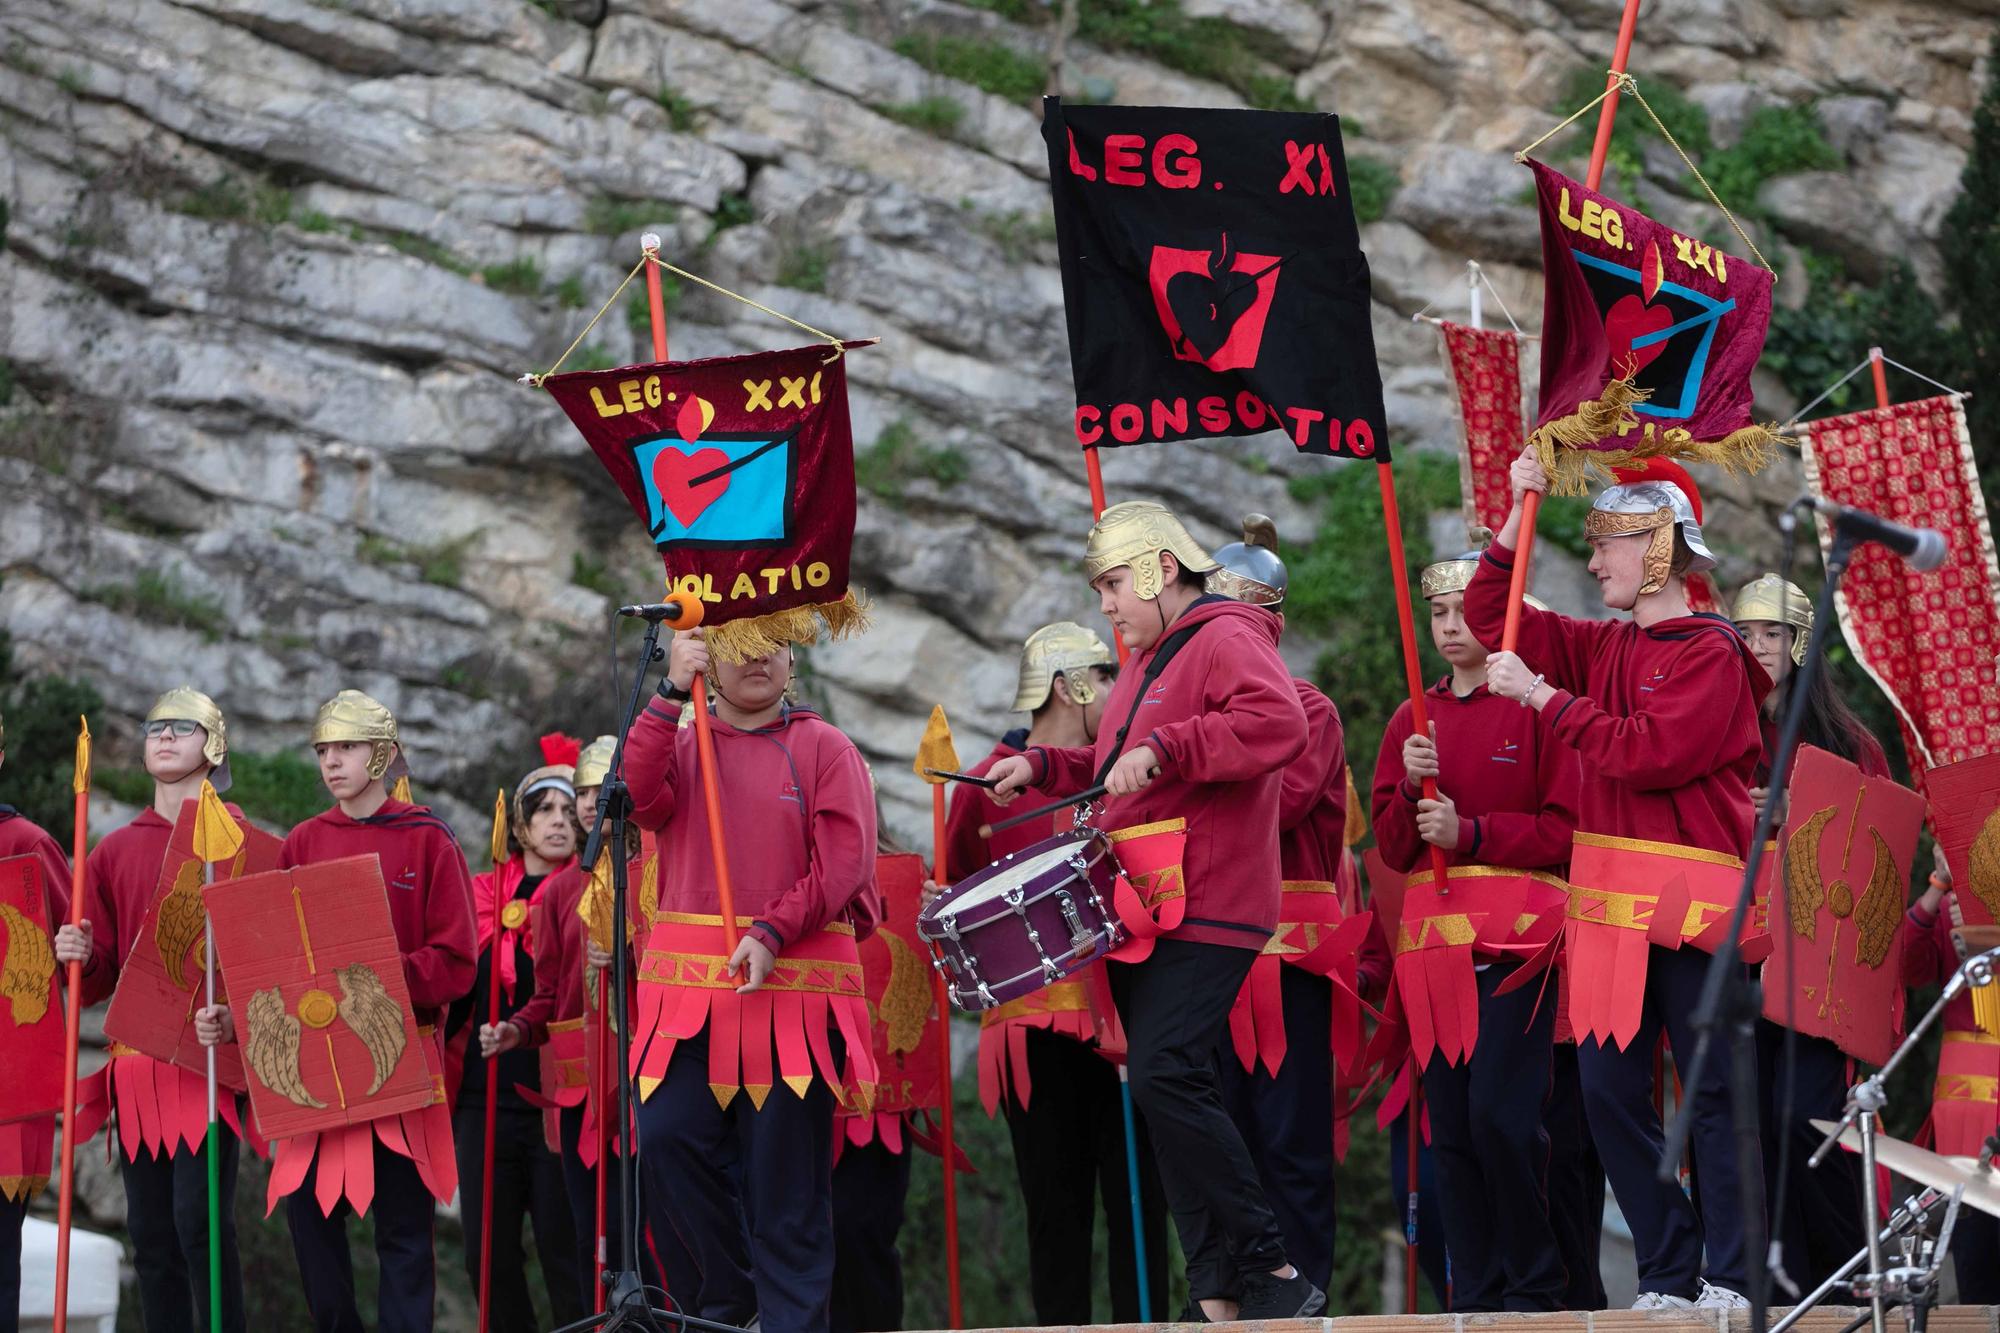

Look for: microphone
[1807,497,1948,571]
[618,601,697,623]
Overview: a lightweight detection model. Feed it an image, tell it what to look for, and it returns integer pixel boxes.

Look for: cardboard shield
[857,852,943,1122]
[1761,745,1925,1065]
[0,855,62,1124]
[103,798,283,1090]
[204,855,438,1140]
[1925,751,2000,925]
[1105,818,1189,963]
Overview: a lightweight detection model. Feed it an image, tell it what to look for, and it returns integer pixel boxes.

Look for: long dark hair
[1778,636,1875,766]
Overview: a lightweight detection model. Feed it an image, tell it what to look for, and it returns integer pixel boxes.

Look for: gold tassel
[700,590,872,664]
[1975,984,2000,1039]
[1528,377,1652,495]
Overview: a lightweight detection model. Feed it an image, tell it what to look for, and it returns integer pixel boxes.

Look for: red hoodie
[1372,678,1579,876]
[945,731,1073,879]
[78,808,175,1006]
[1027,597,1308,950]
[624,700,879,957]
[1465,541,1769,858]
[0,807,70,923]
[1280,681,1347,883]
[280,801,478,1025]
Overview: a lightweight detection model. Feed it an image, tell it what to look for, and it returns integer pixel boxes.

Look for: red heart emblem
[651,447,730,528]
[1603,295,1673,379]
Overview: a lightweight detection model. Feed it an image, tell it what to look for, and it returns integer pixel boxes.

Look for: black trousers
[1421,962,1564,1312]
[1218,966,1337,1294]
[1001,1029,1169,1323]
[285,1136,438,1333]
[452,1105,585,1331]
[1108,939,1288,1302]
[120,1126,245,1333]
[829,1138,912,1333]
[1545,1042,1608,1310]
[637,1025,839,1333]
[1953,1206,2000,1304]
[1578,945,1765,1299]
[558,1104,671,1306]
[1,1192,24,1333]
[1756,1022,1865,1293]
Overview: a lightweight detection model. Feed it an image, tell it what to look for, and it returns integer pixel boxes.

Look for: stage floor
[922,1309,2000,1333]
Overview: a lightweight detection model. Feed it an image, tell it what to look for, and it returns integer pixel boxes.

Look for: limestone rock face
[0,0,1982,842]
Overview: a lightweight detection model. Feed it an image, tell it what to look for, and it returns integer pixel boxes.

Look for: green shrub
[1245,72,1310,113]
[627,278,680,335]
[228,750,328,829]
[553,274,587,308]
[81,569,225,642]
[776,242,831,292]
[1552,67,1712,202]
[571,551,619,596]
[856,418,967,502]
[656,85,698,131]
[1347,156,1399,225]
[1943,28,2000,509]
[585,196,675,236]
[480,256,544,295]
[711,193,754,234]
[1705,103,1842,218]
[893,33,1045,101]
[882,95,965,136]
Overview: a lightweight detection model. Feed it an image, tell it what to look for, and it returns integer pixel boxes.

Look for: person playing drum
[942,621,1168,1325]
[988,500,1320,1322]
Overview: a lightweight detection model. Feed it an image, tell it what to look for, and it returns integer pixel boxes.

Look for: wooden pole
[641,232,742,951]
[1503,0,1644,655]
[930,789,963,1329]
[51,717,89,1333]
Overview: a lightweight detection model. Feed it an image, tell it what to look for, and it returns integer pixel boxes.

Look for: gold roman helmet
[1012,622,1117,713]
[573,735,617,792]
[1208,514,1288,608]
[1421,551,1546,611]
[1732,573,1814,667]
[311,689,405,784]
[1082,500,1218,602]
[512,764,577,833]
[146,686,231,791]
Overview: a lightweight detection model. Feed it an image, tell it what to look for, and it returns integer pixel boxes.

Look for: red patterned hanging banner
[1800,395,2000,772]
[1436,320,1528,538]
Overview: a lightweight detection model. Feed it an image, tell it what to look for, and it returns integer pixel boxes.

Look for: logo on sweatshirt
[1641,666,1669,694]
[1492,738,1520,765]
[1141,681,1169,708]
[778,780,803,809]
[390,864,418,892]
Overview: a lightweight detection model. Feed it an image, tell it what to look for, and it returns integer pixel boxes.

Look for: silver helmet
[1207,514,1287,609]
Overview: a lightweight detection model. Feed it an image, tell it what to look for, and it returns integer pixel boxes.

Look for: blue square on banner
[628,431,797,549]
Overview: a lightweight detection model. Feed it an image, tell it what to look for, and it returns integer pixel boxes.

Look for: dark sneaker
[1236,1270,1326,1320]
[1178,1303,1209,1323]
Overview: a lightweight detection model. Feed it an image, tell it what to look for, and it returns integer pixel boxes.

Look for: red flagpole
[594,979,609,1312]
[1503,0,1643,655]
[931,790,963,1329]
[51,718,89,1333]
[641,233,743,953]
[1870,346,1891,411]
[478,927,503,1333]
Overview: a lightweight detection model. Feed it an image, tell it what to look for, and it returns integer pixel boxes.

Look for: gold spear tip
[913,704,959,782]
[192,779,245,864]
[72,715,92,794]
[488,788,510,868]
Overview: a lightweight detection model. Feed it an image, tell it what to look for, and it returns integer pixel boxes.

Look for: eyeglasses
[143,719,201,739]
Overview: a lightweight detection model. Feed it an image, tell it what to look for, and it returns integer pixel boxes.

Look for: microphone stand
[1660,518,1858,1333]
[554,614,750,1333]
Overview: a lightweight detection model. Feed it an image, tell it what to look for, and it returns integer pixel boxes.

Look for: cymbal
[1812,1119,2000,1220]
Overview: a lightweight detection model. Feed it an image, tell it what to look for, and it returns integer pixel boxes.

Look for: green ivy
[881,95,965,136]
[479,256,544,295]
[1347,157,1399,226]
[1704,103,1843,220]
[893,33,1045,102]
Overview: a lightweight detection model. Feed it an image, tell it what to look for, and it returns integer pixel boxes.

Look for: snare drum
[917,829,1123,1011]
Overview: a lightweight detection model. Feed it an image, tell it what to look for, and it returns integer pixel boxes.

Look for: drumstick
[981,783,1109,838]
[922,768,1002,789]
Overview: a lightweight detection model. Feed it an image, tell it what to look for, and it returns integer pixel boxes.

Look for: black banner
[1042,98,1389,461]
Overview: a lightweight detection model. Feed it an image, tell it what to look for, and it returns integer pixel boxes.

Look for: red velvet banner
[1437,320,1527,537]
[1802,395,2000,775]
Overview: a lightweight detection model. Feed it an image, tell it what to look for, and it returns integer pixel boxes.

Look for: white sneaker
[1632,1292,1696,1310]
[1695,1282,1751,1310]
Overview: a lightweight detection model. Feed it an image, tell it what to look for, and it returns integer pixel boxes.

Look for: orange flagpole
[1870,346,1891,411]
[931,787,963,1329]
[1503,0,1644,655]
[642,232,741,951]
[52,717,89,1333]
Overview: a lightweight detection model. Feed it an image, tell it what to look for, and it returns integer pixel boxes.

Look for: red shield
[857,852,943,1120]
[103,798,283,1091]
[1106,818,1188,962]
[1760,746,1924,1065]
[1925,751,2000,925]
[203,856,439,1140]
[0,855,62,1124]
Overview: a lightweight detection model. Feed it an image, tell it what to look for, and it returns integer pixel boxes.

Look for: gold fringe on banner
[1975,985,2000,1040]
[699,590,872,665]
[1528,376,1780,494]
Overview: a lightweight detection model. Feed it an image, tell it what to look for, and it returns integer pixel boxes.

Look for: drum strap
[1091,603,1215,787]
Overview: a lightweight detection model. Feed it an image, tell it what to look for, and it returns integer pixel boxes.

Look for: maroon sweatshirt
[0,806,71,926]
[624,700,880,957]
[1465,541,1770,858]
[279,801,477,1025]
[1280,681,1347,884]
[1372,679,1579,876]
[78,808,175,1006]
[945,731,1082,880]
[1028,597,1308,950]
